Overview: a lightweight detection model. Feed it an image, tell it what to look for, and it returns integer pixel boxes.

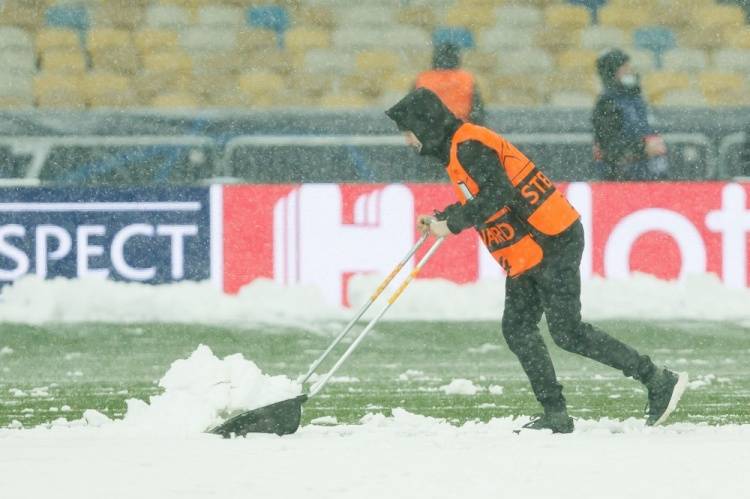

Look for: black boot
[519,409,574,434]
[645,368,689,426]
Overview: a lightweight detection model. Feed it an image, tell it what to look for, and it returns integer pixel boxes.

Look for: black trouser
[501,220,656,412]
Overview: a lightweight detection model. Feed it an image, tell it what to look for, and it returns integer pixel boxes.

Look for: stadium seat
[497,48,554,75]
[143,51,192,73]
[284,28,332,53]
[0,27,33,53]
[181,28,237,53]
[45,4,90,33]
[85,71,137,107]
[490,88,541,107]
[145,5,190,30]
[151,92,201,109]
[544,4,590,31]
[629,49,657,73]
[479,28,536,51]
[88,29,139,74]
[134,29,180,57]
[726,28,750,49]
[34,72,86,108]
[198,5,244,28]
[542,72,598,96]
[0,1,45,32]
[295,6,337,29]
[356,50,400,77]
[662,48,709,72]
[698,71,746,105]
[641,70,691,102]
[536,27,584,53]
[92,0,143,31]
[247,5,289,35]
[713,48,750,73]
[303,48,354,75]
[463,50,499,77]
[444,4,496,30]
[579,26,627,51]
[382,72,414,95]
[0,51,35,75]
[238,71,284,106]
[337,6,396,27]
[0,73,33,107]
[432,27,475,49]
[598,5,651,31]
[692,5,746,33]
[634,26,676,68]
[36,28,81,54]
[557,49,598,73]
[397,6,436,30]
[494,5,543,28]
[236,29,278,54]
[655,0,714,27]
[41,49,87,74]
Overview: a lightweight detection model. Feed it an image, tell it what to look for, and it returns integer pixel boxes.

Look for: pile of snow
[1,272,749,324]
[50,345,301,435]
[440,378,482,395]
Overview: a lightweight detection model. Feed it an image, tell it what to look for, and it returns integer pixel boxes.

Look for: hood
[385,88,463,161]
[596,48,642,96]
[433,42,460,70]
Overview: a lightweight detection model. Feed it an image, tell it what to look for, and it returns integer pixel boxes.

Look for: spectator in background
[415,42,486,125]
[593,49,668,181]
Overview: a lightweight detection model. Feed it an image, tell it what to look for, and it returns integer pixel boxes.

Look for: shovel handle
[299,232,430,385]
[308,236,445,398]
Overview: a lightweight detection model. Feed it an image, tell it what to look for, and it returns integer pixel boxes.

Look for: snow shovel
[208,235,445,438]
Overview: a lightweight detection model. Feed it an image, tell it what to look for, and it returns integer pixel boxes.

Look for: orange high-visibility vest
[415,69,474,121]
[446,123,580,277]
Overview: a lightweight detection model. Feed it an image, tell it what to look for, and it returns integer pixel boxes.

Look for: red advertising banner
[222,183,750,305]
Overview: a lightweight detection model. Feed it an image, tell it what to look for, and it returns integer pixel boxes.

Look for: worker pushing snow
[385,87,688,433]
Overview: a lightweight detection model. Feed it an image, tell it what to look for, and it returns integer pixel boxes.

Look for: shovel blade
[208,394,308,438]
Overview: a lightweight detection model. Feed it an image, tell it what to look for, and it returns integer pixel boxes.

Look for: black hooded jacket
[385,88,512,234]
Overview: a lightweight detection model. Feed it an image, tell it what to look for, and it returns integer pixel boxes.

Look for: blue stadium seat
[634,26,676,69]
[432,27,474,50]
[45,4,89,33]
[567,0,607,23]
[247,5,289,34]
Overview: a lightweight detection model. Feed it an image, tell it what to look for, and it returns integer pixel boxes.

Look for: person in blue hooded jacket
[593,49,668,181]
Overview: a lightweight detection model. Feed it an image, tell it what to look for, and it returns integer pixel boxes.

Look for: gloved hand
[416,215,451,237]
[645,135,667,157]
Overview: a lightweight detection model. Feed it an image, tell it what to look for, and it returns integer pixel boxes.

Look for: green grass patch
[1,320,748,428]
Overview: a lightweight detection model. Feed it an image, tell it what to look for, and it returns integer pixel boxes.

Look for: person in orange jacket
[386,88,688,433]
[415,42,486,125]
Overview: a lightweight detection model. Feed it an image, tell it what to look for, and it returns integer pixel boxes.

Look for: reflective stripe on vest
[415,69,474,121]
[448,123,580,237]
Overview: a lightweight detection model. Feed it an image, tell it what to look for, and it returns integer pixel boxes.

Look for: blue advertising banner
[0,187,213,285]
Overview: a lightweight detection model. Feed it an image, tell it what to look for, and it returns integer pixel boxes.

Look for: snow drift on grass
[51,345,301,434]
[1,272,749,324]
[2,410,749,499]
[440,378,482,395]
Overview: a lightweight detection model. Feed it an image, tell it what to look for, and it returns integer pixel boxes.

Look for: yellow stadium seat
[542,72,598,96]
[34,72,85,109]
[87,29,131,53]
[463,50,498,77]
[284,28,331,53]
[698,71,746,104]
[557,49,598,72]
[319,93,370,108]
[93,1,144,31]
[692,5,745,33]
[151,92,201,109]
[0,95,33,109]
[493,74,545,103]
[445,5,496,30]
[641,71,691,102]
[726,28,750,49]
[143,51,192,73]
[544,5,590,31]
[383,72,414,94]
[238,71,284,101]
[134,29,179,56]
[88,29,140,74]
[134,70,191,103]
[598,5,652,31]
[85,71,138,107]
[356,50,400,76]
[657,89,707,107]
[491,88,541,107]
[236,29,278,54]
[41,50,87,74]
[397,6,436,30]
[36,28,80,54]
[655,0,714,27]
[536,27,584,53]
[295,6,337,29]
[1,1,44,32]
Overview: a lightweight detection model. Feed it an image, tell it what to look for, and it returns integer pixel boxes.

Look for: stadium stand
[0,0,745,111]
